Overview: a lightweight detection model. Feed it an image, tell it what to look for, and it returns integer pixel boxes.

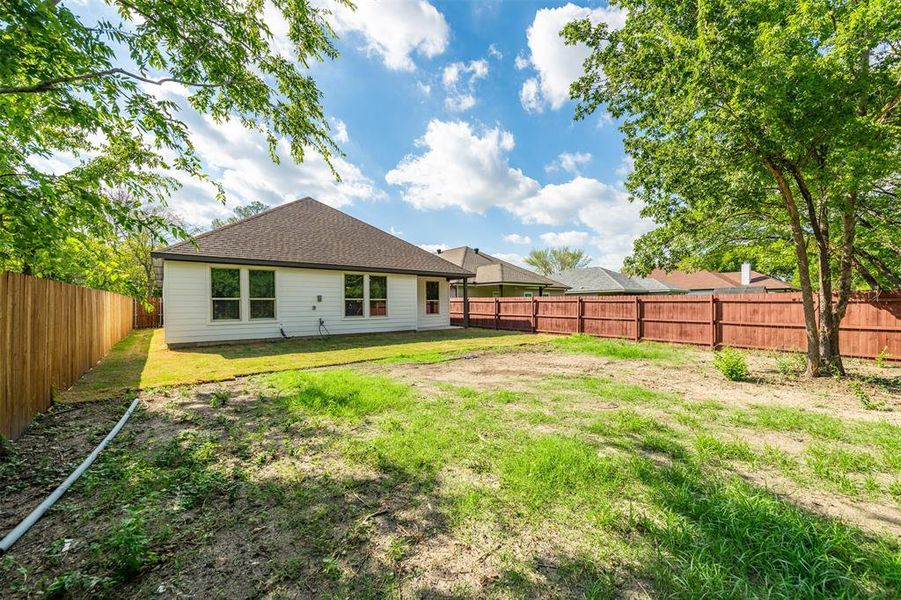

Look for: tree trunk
[765,160,821,375]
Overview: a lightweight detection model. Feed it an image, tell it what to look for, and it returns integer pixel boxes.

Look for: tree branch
[0,68,230,94]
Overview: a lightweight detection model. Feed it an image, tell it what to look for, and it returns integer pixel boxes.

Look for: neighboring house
[436,246,569,297]
[549,267,686,295]
[151,198,473,346]
[649,263,795,294]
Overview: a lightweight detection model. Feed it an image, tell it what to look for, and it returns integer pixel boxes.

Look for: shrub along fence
[450,292,901,360]
[0,272,133,439]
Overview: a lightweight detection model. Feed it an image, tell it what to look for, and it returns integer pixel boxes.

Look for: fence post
[532,297,538,332]
[634,296,641,341]
[494,298,500,330]
[709,295,717,348]
[577,297,584,334]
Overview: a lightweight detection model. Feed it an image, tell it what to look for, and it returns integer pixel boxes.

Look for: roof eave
[152,252,474,279]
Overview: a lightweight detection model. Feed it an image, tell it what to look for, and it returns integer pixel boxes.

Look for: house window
[523,291,534,298]
[344,274,364,317]
[369,275,387,317]
[211,268,240,320]
[249,270,275,319]
[425,281,440,314]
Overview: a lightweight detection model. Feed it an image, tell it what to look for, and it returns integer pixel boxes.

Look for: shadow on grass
[59,330,152,403]
[11,376,900,599]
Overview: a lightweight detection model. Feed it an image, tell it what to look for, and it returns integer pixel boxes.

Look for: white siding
[163,261,426,345]
[417,277,450,330]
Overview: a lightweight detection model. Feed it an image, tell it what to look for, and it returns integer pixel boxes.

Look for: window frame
[343,273,365,318]
[425,280,440,315]
[210,267,242,322]
[368,274,388,318]
[248,268,277,321]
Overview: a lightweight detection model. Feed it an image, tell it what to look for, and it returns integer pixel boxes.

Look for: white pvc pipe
[0,398,141,553]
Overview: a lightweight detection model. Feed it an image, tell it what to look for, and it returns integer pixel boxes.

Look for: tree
[1,0,344,279]
[210,200,270,230]
[565,0,900,375]
[525,247,592,275]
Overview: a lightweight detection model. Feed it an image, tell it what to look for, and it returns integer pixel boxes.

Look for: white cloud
[389,226,404,237]
[503,233,532,245]
[442,59,489,113]
[514,52,530,70]
[330,118,349,144]
[545,151,591,175]
[539,230,589,246]
[493,252,527,267]
[519,78,542,112]
[151,83,383,228]
[416,81,432,96]
[419,243,449,253]
[385,120,538,212]
[320,0,449,71]
[386,119,651,269]
[519,3,627,112]
[488,44,503,60]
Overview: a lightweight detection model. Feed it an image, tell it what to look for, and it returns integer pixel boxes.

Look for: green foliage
[209,386,229,408]
[874,346,891,368]
[849,379,884,411]
[524,246,591,275]
[775,353,807,377]
[1,0,343,282]
[92,510,158,581]
[713,347,750,381]
[210,200,270,230]
[565,0,901,373]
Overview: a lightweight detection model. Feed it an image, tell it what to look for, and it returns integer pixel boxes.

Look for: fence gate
[133,297,163,329]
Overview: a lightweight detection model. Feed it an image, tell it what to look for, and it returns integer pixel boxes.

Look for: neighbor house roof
[152,198,473,278]
[551,267,686,295]
[437,246,568,288]
[648,269,794,292]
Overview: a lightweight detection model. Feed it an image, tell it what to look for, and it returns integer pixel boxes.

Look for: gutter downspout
[0,398,141,553]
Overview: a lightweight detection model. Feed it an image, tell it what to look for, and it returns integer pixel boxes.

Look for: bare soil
[1,345,898,598]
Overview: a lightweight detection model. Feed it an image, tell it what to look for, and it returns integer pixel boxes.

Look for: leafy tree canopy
[566,0,900,373]
[1,0,344,286]
[525,247,592,275]
[210,200,270,230]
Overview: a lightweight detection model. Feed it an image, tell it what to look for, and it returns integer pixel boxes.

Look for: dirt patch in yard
[2,343,899,598]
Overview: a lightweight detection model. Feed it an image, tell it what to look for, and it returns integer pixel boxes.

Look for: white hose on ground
[0,397,141,553]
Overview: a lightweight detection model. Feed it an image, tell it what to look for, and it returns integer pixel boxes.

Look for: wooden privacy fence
[0,272,133,439]
[450,292,901,360]
[134,297,163,329]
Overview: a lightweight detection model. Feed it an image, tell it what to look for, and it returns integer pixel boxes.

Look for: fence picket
[450,292,901,361]
[0,272,133,439]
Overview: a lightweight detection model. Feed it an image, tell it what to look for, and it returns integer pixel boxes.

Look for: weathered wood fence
[134,297,163,329]
[450,292,901,360]
[0,272,133,439]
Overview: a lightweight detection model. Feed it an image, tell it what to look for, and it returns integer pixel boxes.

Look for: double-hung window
[425,281,440,314]
[369,275,387,316]
[249,270,276,319]
[211,268,241,320]
[344,274,364,317]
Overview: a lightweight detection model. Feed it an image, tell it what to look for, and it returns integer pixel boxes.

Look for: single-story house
[436,246,569,297]
[649,263,795,294]
[151,198,473,346]
[549,267,686,295]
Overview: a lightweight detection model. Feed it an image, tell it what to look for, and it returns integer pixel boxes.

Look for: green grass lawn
[61,328,558,403]
[6,364,899,598]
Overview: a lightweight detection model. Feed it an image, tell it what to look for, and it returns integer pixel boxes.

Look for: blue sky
[69,0,649,268]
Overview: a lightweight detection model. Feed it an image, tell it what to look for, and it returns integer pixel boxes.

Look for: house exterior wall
[162,260,449,345]
[450,283,547,298]
[416,277,451,330]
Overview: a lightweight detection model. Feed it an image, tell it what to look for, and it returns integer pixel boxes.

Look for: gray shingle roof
[437,247,568,288]
[551,267,685,294]
[152,198,473,278]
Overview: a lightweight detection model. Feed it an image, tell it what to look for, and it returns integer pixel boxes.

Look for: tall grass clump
[713,347,749,381]
[552,334,683,361]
